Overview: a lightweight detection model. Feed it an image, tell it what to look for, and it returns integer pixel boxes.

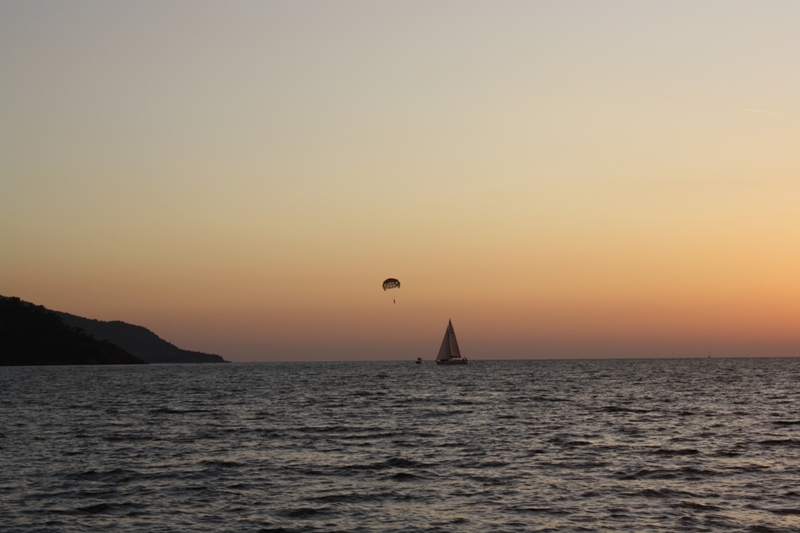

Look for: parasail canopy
[382,278,400,291]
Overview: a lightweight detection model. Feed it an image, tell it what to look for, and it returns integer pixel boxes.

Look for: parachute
[382,278,400,303]
[382,278,400,291]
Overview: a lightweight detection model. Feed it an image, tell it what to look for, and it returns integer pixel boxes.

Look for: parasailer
[382,278,400,303]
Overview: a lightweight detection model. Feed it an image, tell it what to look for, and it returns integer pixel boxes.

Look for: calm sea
[2,358,800,532]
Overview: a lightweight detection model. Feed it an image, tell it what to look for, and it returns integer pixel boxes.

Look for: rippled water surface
[3,358,800,532]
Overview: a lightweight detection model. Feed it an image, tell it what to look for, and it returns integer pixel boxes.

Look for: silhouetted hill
[55,312,228,364]
[0,296,145,366]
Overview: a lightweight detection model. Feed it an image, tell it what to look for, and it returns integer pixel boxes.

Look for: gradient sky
[2,1,799,361]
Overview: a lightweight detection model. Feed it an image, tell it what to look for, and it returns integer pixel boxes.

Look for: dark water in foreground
[2,358,800,532]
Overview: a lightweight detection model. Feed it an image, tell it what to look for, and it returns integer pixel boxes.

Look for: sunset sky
[2,1,799,361]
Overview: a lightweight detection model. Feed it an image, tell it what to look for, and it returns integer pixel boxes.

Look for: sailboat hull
[436,358,468,365]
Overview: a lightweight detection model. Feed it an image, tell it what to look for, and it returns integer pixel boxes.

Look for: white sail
[436,322,453,361]
[448,323,461,359]
[436,320,464,363]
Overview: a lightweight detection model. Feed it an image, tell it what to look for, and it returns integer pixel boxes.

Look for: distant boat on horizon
[435,320,467,365]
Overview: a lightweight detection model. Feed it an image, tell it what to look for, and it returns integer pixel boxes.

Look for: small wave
[292,424,350,434]
[456,459,510,469]
[76,501,143,515]
[199,460,243,469]
[352,390,386,397]
[713,448,743,457]
[565,440,593,447]
[337,431,403,441]
[384,457,423,468]
[547,436,594,447]
[769,508,800,515]
[556,460,609,470]
[746,525,785,533]
[310,491,399,503]
[772,420,800,426]
[630,488,698,498]
[149,407,214,415]
[524,448,547,456]
[532,396,570,402]
[390,472,421,481]
[78,489,117,498]
[653,448,700,456]
[602,406,652,413]
[77,503,112,514]
[66,468,138,483]
[282,506,330,518]
[672,501,721,511]
[617,467,720,480]
[337,457,426,472]
[758,438,800,447]
[104,432,154,442]
[507,506,568,515]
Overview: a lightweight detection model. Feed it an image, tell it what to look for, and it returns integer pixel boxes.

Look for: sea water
[2,358,800,532]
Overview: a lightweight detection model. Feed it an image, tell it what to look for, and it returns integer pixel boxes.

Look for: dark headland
[56,311,227,364]
[0,296,144,365]
[1,295,228,365]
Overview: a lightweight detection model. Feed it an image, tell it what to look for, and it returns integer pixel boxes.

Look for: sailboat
[435,320,467,365]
